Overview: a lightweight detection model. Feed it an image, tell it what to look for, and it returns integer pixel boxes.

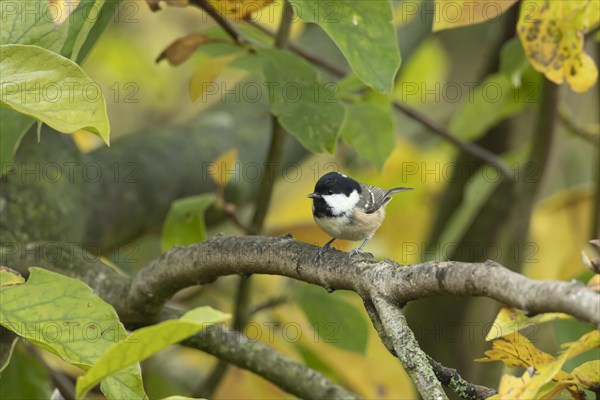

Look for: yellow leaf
[205,0,274,20]
[496,345,580,399]
[475,331,554,368]
[525,186,596,280]
[560,330,600,359]
[517,0,599,92]
[156,34,228,66]
[0,267,25,286]
[588,274,600,291]
[485,306,570,341]
[188,55,239,101]
[572,360,600,389]
[208,148,238,186]
[433,0,519,31]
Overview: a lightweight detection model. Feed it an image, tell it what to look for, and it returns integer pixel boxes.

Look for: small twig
[188,0,246,44]
[392,103,513,178]
[245,19,348,77]
[249,296,288,316]
[426,355,497,400]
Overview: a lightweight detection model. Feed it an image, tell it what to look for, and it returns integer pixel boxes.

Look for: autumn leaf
[587,274,600,291]
[208,148,238,186]
[571,360,600,389]
[485,306,570,341]
[156,34,228,66]
[475,331,554,369]
[517,0,600,92]
[433,0,519,31]
[488,330,599,399]
[560,330,600,358]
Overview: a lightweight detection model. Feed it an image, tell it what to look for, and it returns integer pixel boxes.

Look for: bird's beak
[307,193,320,199]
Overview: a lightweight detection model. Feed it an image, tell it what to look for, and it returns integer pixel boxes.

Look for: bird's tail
[385,187,413,197]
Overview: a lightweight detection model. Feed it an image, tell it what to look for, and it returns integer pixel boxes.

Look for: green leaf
[340,93,394,170]
[290,0,400,92]
[296,284,369,354]
[0,0,69,53]
[76,307,230,399]
[258,48,345,154]
[61,0,107,62]
[0,101,35,168]
[448,73,534,141]
[500,37,529,87]
[161,194,215,252]
[0,344,51,399]
[0,268,146,399]
[74,0,122,64]
[0,44,110,145]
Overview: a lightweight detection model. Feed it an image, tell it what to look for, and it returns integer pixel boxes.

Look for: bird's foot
[348,248,363,257]
[313,245,330,262]
[313,239,336,262]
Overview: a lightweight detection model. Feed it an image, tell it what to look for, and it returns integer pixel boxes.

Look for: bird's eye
[327,190,333,195]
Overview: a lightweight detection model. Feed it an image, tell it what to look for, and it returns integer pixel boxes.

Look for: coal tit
[308,172,412,258]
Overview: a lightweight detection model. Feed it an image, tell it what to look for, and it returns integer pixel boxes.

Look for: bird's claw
[348,248,363,257]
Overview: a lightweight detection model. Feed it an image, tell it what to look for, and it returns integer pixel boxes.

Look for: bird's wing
[358,184,413,214]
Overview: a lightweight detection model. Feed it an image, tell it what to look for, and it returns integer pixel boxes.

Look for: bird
[307,172,412,259]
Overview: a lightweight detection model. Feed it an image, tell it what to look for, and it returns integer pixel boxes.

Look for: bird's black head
[311,172,361,197]
[307,172,362,217]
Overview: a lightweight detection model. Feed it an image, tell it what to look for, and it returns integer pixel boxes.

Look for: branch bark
[371,297,448,400]
[125,236,600,328]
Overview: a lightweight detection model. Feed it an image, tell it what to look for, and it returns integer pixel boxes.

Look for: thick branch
[159,309,359,400]
[127,236,600,327]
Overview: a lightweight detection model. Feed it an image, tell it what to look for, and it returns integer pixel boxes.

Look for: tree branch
[126,236,600,327]
[371,296,448,400]
[159,309,359,400]
[364,299,496,400]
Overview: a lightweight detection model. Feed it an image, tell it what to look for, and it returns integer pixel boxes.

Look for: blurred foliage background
[1,0,599,398]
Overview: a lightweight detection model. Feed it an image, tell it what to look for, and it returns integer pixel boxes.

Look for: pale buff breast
[314,207,386,241]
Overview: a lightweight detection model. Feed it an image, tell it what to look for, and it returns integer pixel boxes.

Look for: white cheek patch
[322,190,360,216]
